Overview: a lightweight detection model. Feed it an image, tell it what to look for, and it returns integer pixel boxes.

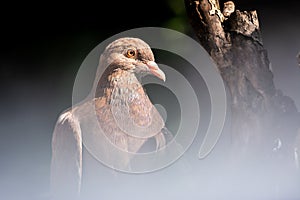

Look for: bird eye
[126,49,136,58]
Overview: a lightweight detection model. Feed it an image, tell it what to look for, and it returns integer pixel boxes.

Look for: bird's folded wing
[50,110,82,199]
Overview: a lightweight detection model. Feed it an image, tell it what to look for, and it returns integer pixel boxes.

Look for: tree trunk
[184,0,300,165]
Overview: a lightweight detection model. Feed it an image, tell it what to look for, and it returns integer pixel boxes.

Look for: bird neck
[96,68,145,103]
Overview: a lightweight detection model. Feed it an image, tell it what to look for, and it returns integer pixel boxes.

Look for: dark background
[0,0,299,199]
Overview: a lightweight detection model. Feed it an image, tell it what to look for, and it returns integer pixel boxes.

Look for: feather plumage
[50,37,173,198]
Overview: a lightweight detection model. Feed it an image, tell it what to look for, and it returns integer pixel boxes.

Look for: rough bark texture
[184,0,300,164]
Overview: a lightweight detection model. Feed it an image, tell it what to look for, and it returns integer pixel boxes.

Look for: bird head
[100,37,166,82]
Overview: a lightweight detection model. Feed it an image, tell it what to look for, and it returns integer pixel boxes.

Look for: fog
[0,1,299,199]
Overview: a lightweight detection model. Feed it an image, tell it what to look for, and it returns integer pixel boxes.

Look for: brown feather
[50,37,171,198]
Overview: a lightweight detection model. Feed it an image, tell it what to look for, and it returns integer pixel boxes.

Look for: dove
[50,37,172,199]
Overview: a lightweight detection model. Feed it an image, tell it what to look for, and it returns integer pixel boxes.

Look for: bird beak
[146,61,166,82]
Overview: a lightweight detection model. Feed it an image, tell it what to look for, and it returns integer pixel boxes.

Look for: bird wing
[50,93,171,197]
[50,108,82,199]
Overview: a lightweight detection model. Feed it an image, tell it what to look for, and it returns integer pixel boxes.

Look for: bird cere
[51,37,172,198]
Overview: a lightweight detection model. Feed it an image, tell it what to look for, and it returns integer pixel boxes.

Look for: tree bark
[184,0,300,164]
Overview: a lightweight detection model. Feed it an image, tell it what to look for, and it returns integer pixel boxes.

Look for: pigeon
[50,37,172,199]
